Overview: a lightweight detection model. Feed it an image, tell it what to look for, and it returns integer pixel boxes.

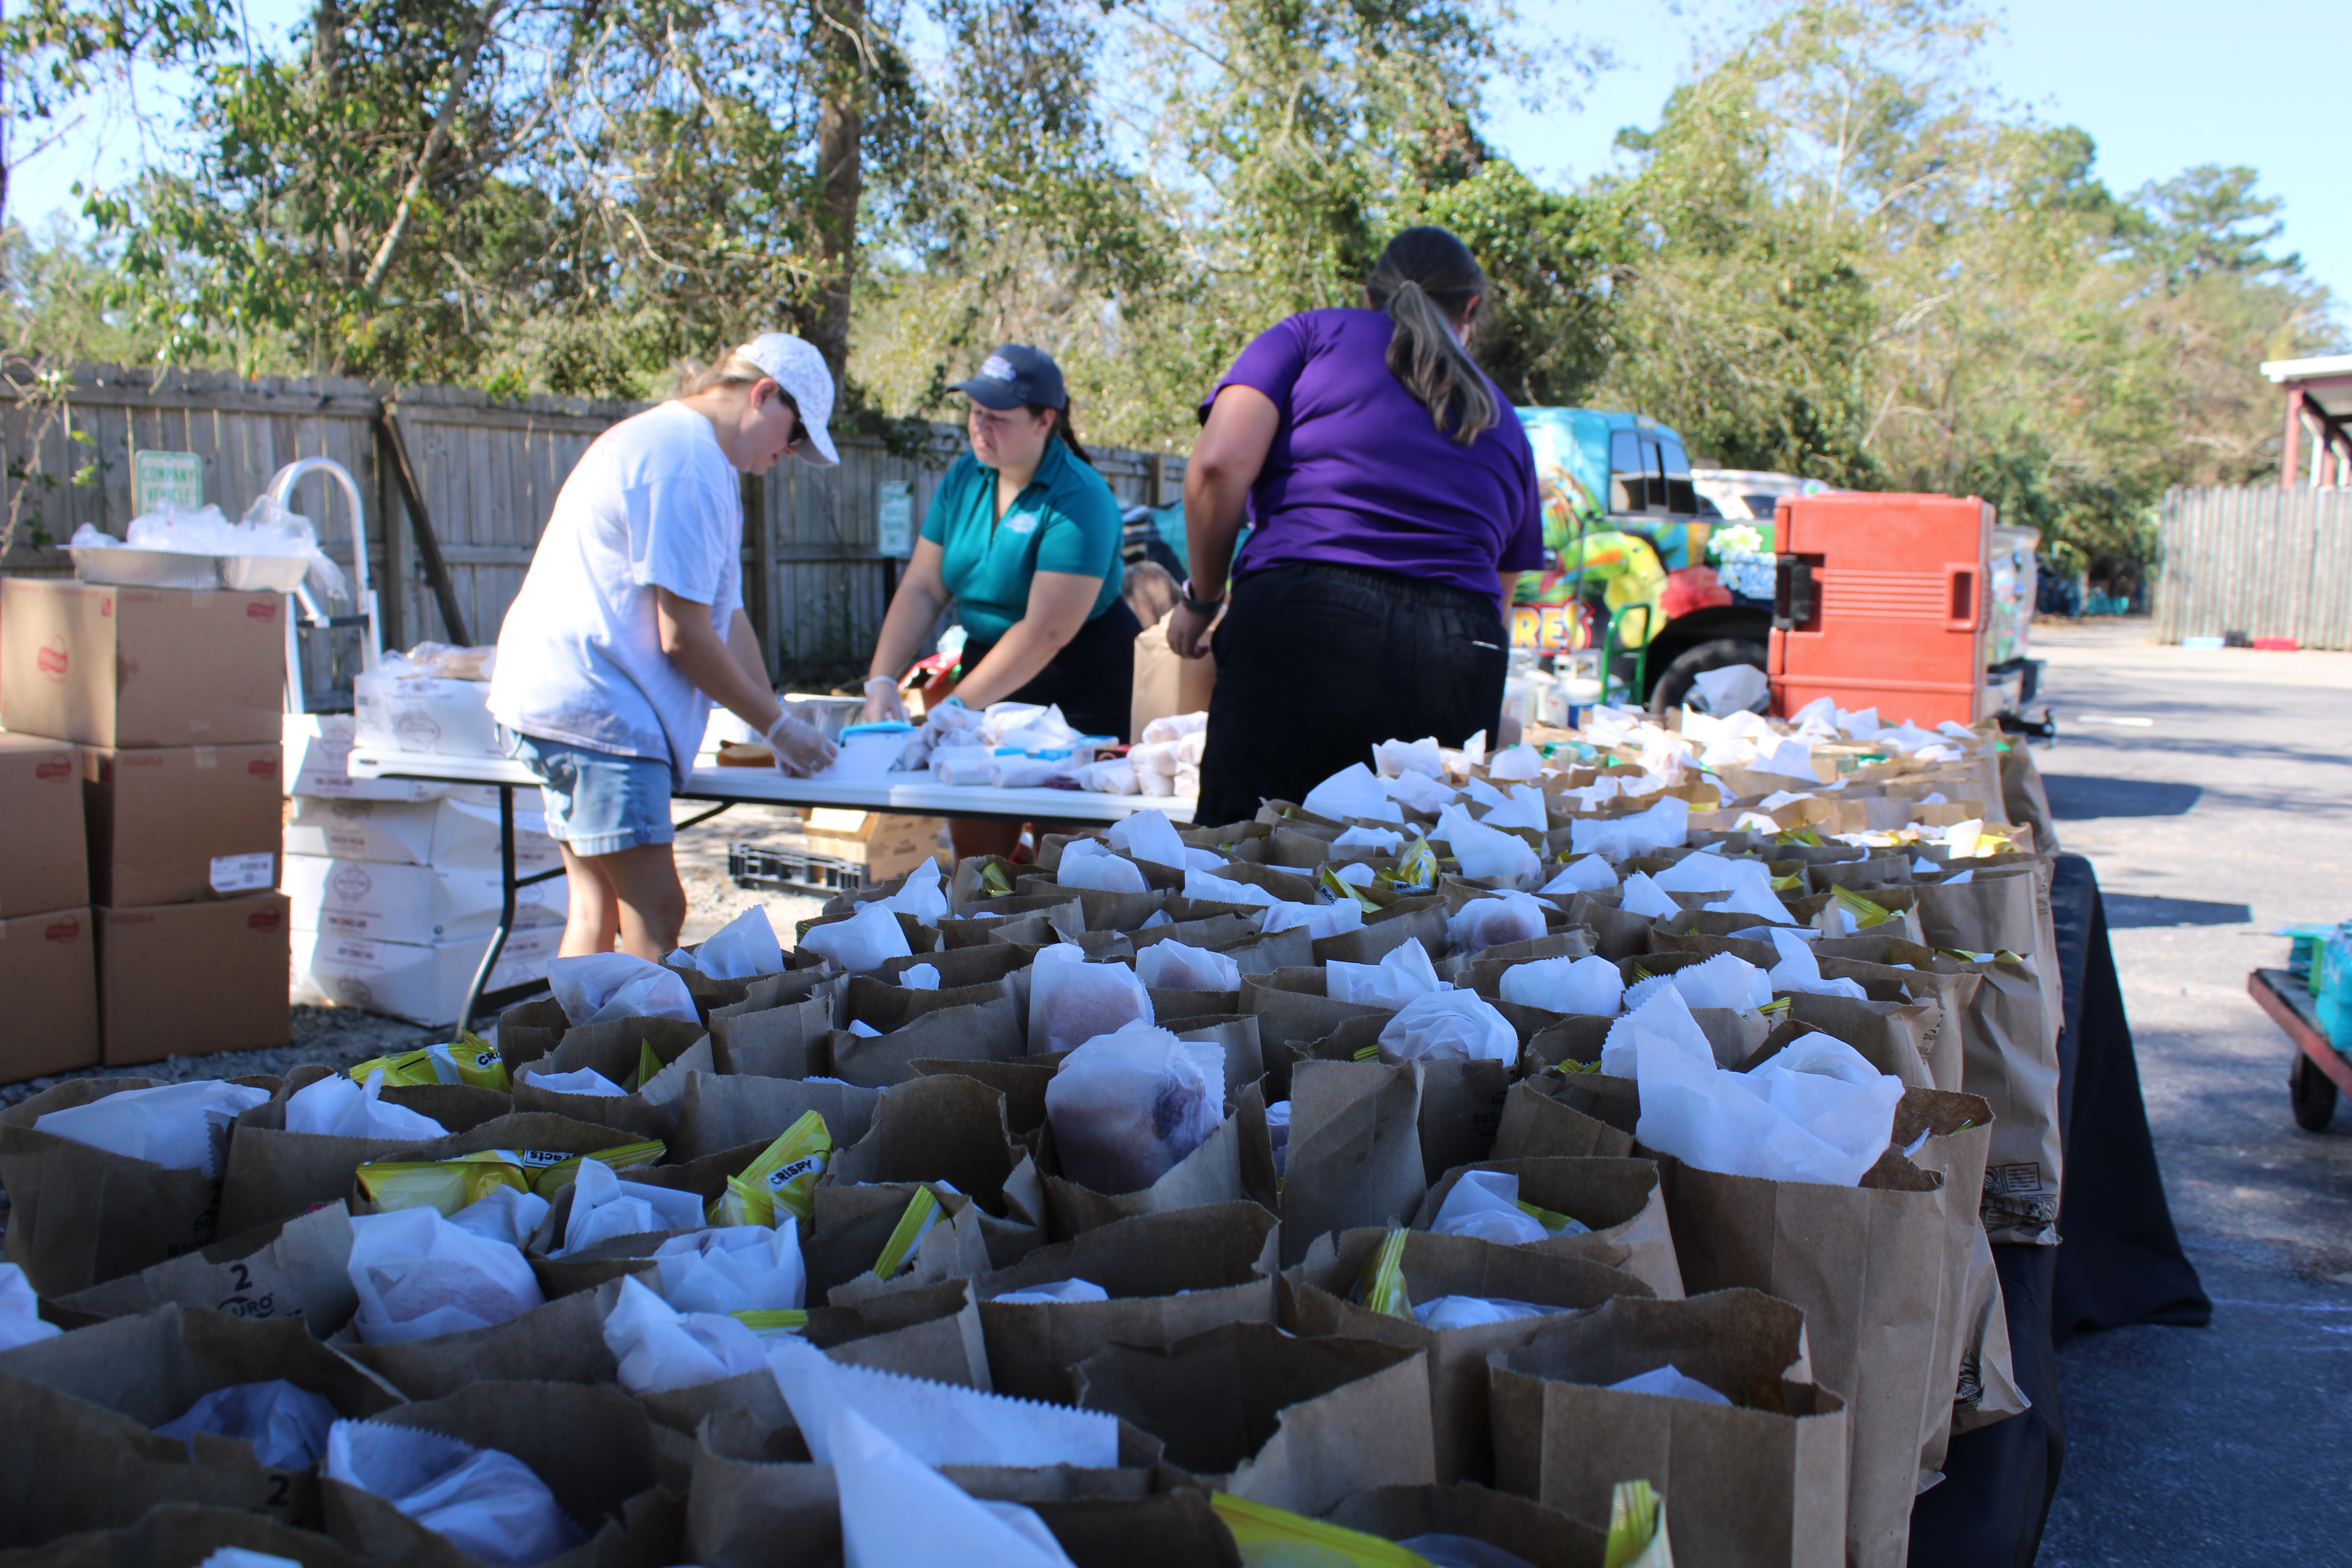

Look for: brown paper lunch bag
[1486,1288,1848,1568]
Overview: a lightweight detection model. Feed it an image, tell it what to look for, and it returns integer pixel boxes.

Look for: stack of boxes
[0,579,292,1072]
[282,712,570,1026]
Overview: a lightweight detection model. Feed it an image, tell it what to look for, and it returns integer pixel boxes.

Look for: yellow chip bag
[709,1111,831,1227]
[346,1049,443,1089]
[1209,1495,1427,1566]
[439,1031,511,1092]
[1354,1227,1413,1321]
[871,1186,945,1278]
[354,1151,532,1215]
[730,1309,811,1338]
[523,1140,668,1198]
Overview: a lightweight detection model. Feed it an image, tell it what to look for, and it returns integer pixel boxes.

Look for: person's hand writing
[861,675,909,724]
[1168,602,1214,661]
[767,713,839,777]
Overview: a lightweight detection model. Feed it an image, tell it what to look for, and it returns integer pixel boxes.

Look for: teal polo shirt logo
[1002,510,1040,535]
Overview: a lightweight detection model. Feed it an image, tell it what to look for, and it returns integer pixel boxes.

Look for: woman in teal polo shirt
[862,344,1136,853]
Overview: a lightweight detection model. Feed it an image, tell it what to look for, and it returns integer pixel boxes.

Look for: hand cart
[2246,967,2352,1131]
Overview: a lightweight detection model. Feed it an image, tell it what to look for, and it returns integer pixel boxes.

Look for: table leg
[457,783,521,1038]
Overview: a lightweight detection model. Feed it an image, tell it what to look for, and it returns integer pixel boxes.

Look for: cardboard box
[281,853,568,942]
[283,713,448,802]
[801,809,948,883]
[0,734,89,917]
[0,579,285,748]
[0,906,101,1080]
[95,894,290,1065]
[83,743,283,908]
[283,794,561,873]
[291,924,562,1027]
[354,668,500,755]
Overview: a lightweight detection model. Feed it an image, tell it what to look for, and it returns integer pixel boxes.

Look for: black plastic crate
[728,842,870,895]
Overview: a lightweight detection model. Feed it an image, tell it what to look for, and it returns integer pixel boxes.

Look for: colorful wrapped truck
[1512,408,1777,712]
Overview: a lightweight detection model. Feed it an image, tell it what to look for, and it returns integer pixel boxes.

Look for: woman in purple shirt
[1170,227,1544,824]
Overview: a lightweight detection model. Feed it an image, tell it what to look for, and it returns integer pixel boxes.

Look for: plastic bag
[603,1274,769,1394]
[802,902,914,975]
[830,1406,1079,1568]
[1436,806,1541,886]
[1044,1020,1222,1194]
[0,1263,60,1352]
[324,1419,583,1567]
[671,907,784,979]
[1631,1008,1904,1186]
[1427,1169,1589,1247]
[1265,1100,1292,1178]
[1689,662,1769,716]
[884,857,951,926]
[1332,825,1404,853]
[154,1379,338,1470]
[1385,769,1458,814]
[1132,940,1241,993]
[1028,943,1155,1056]
[990,1278,1111,1306]
[1478,785,1550,833]
[1498,953,1624,1016]
[1326,939,1445,1009]
[1608,1363,1733,1406]
[347,1207,545,1345]
[1373,737,1446,780]
[282,1069,447,1141]
[654,1224,807,1313]
[524,1065,628,1098]
[1376,991,1517,1065]
[1056,839,1150,893]
[1411,1296,1566,1330]
[1622,951,1769,1016]
[447,1188,551,1249]
[1105,809,1189,869]
[1765,926,1869,998]
[1615,871,1682,920]
[1303,764,1405,823]
[545,952,698,1027]
[1071,758,1138,794]
[1182,867,1276,908]
[1569,797,1691,860]
[900,963,942,991]
[32,1080,269,1175]
[1445,891,1550,955]
[1260,899,1363,938]
[557,1158,704,1256]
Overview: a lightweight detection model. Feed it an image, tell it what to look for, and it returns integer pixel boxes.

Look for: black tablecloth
[1907,854,2209,1568]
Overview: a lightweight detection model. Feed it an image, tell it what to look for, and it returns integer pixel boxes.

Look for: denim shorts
[506,733,675,857]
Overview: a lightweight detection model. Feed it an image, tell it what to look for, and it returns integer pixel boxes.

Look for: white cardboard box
[282,853,567,942]
[284,795,562,872]
[354,670,501,756]
[283,713,447,802]
[292,924,561,1027]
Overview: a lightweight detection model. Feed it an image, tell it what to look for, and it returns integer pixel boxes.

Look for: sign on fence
[877,480,914,558]
[132,451,205,513]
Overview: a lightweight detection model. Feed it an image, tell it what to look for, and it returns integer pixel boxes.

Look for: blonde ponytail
[1367,228,1499,446]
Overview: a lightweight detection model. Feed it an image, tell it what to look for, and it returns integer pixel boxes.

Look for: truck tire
[1648,638,1771,716]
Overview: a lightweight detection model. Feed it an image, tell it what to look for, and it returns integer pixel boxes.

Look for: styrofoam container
[292,924,561,1027]
[69,546,220,589]
[219,554,310,592]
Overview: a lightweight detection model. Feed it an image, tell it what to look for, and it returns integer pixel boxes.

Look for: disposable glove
[767,711,839,776]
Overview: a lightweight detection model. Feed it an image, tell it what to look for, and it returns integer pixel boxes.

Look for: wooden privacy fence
[2152,485,2352,650]
[0,364,1186,682]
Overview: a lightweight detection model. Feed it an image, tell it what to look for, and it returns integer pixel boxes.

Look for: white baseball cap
[739,332,840,467]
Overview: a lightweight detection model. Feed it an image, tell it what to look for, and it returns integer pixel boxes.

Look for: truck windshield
[1658,437,1697,515]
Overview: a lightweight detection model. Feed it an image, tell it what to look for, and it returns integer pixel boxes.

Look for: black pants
[962,597,1143,743]
[1194,562,1507,827]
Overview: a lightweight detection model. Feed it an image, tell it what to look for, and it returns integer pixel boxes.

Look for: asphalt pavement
[2022,621,2352,1566]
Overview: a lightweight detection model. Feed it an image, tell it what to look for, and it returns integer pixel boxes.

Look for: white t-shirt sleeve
[633,474,739,608]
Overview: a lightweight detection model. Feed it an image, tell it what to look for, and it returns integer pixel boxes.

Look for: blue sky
[1486,0,2352,313]
[12,0,2347,318]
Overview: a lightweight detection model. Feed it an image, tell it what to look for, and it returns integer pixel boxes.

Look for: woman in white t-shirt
[491,333,840,960]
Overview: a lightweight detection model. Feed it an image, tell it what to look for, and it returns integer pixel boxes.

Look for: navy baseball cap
[955,344,1067,411]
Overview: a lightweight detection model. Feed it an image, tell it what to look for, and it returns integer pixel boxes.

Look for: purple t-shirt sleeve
[1202,318,1311,424]
[1499,443,1546,572]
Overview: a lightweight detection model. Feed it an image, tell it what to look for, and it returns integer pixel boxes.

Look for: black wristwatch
[1181,577,1225,615]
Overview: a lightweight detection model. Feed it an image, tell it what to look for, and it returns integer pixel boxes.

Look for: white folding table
[343,745,1196,1030]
